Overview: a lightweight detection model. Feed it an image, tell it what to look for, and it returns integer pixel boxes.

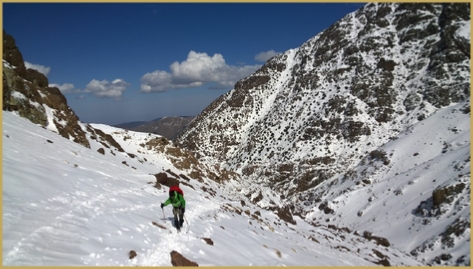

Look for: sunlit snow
[3,111,425,266]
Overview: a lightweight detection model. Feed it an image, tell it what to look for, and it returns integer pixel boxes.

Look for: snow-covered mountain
[2,2,470,266]
[3,111,424,266]
[175,2,471,266]
[3,26,421,266]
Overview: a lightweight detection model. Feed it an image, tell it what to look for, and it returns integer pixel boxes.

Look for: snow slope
[3,111,423,266]
[304,101,471,265]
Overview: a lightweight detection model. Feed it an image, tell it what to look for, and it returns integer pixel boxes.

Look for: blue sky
[4,2,364,125]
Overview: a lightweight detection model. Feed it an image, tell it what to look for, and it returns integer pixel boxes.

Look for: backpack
[169,185,183,197]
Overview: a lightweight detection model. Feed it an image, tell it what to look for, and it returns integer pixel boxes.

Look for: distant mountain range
[114,116,195,140]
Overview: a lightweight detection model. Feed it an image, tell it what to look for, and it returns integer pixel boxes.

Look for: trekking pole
[162,208,166,221]
[184,214,189,234]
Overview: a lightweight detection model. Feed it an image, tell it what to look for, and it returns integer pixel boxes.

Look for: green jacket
[163,191,186,208]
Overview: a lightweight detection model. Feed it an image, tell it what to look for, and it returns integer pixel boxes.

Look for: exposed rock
[363,231,391,247]
[441,217,470,248]
[369,150,390,165]
[318,201,335,215]
[3,30,91,149]
[374,258,391,266]
[129,250,137,259]
[276,206,296,225]
[202,238,214,245]
[25,68,48,87]
[414,182,467,217]
[3,29,26,77]
[170,250,198,266]
[154,172,179,188]
[87,126,123,152]
[4,31,126,151]
[179,174,191,181]
[432,183,466,207]
[151,221,167,229]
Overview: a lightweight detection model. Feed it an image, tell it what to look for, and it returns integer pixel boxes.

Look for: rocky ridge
[175,3,470,265]
[177,3,469,198]
[3,30,90,148]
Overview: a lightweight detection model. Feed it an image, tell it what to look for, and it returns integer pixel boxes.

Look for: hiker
[161,186,186,231]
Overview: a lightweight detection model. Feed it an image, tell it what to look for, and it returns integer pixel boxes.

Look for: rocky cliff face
[176,2,470,201]
[3,30,91,148]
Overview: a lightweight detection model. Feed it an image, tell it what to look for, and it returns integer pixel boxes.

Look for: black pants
[172,207,184,229]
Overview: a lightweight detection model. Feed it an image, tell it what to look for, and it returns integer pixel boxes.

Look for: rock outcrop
[170,250,198,266]
[3,30,90,148]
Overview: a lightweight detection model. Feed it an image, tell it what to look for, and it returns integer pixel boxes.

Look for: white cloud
[25,61,51,76]
[254,50,281,62]
[85,79,130,99]
[49,83,77,94]
[140,51,261,92]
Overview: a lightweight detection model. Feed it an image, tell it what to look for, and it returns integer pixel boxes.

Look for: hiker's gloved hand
[160,203,164,209]
[182,207,185,214]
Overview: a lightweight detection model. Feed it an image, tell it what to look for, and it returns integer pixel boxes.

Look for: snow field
[5,111,423,266]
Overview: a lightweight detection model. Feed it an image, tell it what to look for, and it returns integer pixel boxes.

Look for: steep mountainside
[176,2,469,209]
[115,116,195,139]
[176,3,470,265]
